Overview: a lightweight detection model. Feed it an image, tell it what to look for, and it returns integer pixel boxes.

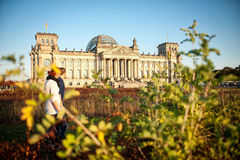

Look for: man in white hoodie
[44,69,63,146]
[45,69,62,115]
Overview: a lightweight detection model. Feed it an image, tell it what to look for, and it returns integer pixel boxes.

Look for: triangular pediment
[102,46,139,56]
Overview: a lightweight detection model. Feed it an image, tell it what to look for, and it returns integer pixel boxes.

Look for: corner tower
[34,33,59,52]
[157,42,180,83]
[157,42,179,57]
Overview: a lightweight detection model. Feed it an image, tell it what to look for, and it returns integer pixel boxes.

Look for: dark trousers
[56,118,68,139]
[46,114,68,144]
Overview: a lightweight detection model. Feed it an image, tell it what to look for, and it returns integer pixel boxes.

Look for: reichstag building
[30,33,181,87]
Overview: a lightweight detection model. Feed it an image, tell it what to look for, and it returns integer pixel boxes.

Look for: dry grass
[1,88,239,124]
[0,88,141,123]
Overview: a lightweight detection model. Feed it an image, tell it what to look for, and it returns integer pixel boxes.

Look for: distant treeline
[214,65,240,81]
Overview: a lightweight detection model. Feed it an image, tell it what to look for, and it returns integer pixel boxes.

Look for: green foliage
[57,117,123,159]
[214,66,240,81]
[2,20,239,159]
[126,20,240,159]
[0,54,25,80]
[1,54,17,63]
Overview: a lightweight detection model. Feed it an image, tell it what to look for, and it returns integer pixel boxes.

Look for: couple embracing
[44,67,67,144]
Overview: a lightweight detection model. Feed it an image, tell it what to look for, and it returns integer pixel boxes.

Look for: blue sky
[0,0,240,79]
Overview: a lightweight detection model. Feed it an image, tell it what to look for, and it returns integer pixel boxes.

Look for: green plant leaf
[28,134,40,144]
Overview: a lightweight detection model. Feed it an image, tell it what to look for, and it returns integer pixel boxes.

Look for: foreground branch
[63,107,101,146]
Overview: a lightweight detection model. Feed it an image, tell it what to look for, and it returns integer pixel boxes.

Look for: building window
[144,70,148,77]
[44,59,51,66]
[75,60,80,66]
[151,63,153,68]
[76,69,81,79]
[69,82,72,86]
[41,39,44,44]
[83,69,88,78]
[89,60,93,66]
[46,39,49,45]
[77,82,80,86]
[82,60,87,67]
[61,61,65,67]
[144,62,148,68]
[68,69,73,79]
[68,60,73,67]
[51,39,53,45]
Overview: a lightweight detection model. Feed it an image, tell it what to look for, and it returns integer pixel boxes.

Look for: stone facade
[29,33,182,88]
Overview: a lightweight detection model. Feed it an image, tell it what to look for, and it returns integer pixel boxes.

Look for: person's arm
[52,100,61,112]
[59,94,64,108]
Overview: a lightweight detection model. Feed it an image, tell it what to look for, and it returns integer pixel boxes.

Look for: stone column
[129,59,133,79]
[73,59,75,79]
[79,59,82,79]
[124,59,127,80]
[119,60,121,79]
[127,59,129,80]
[30,54,33,82]
[131,59,134,81]
[153,61,156,73]
[122,59,124,79]
[148,61,151,78]
[137,60,139,79]
[107,59,110,78]
[64,58,67,79]
[132,60,134,79]
[106,59,108,78]
[102,58,106,79]
[135,60,137,79]
[111,59,113,78]
[114,59,117,79]
[101,58,104,78]
[110,58,113,80]
[64,58,67,70]
[117,59,120,80]
[38,55,42,81]
[114,59,116,79]
[88,59,90,79]
[103,58,106,79]
[53,57,56,64]
[127,60,130,79]
[38,56,42,68]
[108,59,109,78]
[120,59,124,79]
[142,61,144,78]
[96,55,98,73]
[35,54,38,81]
[134,59,138,79]
[159,62,162,73]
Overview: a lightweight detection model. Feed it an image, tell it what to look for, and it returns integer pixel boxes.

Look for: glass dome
[86,35,118,51]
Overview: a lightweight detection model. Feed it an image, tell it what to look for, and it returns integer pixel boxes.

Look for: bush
[1,20,240,159]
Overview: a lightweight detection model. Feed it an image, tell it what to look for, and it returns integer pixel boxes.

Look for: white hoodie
[44,79,61,115]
